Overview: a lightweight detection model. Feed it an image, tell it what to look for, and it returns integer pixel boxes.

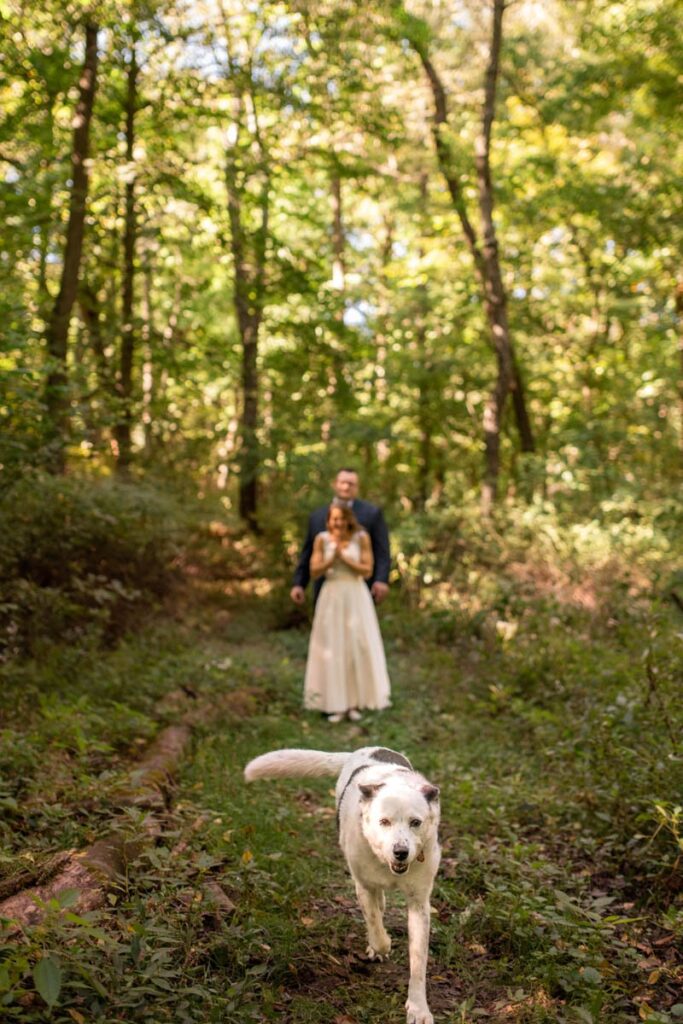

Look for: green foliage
[0,504,681,1023]
[1,0,681,505]
[0,0,682,1017]
[31,956,62,1010]
[0,475,185,657]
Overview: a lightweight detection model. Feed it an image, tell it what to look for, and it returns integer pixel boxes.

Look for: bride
[303,502,391,723]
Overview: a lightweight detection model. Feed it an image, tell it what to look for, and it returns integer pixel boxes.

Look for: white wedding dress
[304,531,391,714]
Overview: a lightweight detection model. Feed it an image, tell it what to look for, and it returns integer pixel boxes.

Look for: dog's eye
[379,818,391,827]
[410,819,422,829]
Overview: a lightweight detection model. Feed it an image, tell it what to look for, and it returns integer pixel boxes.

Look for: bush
[0,474,187,658]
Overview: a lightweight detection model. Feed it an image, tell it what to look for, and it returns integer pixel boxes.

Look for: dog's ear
[422,784,440,804]
[359,783,385,801]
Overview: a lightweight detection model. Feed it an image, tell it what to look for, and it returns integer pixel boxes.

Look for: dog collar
[336,763,371,831]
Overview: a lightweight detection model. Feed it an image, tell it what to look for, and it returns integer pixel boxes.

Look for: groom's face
[333,471,359,502]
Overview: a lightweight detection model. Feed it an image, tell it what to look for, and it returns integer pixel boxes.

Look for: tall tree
[225,91,270,528]
[323,161,348,433]
[676,279,683,460]
[330,170,346,294]
[114,35,139,472]
[44,22,99,470]
[396,1,534,508]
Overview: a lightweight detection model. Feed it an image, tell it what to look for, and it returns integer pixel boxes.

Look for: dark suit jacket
[292,499,391,603]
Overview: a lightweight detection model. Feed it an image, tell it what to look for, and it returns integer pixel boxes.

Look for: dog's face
[359,780,440,875]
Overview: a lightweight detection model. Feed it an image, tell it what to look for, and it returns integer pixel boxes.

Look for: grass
[0,520,682,1023]
[178,593,681,1024]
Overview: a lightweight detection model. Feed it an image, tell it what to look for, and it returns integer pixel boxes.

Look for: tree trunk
[37,220,51,317]
[374,215,392,409]
[409,3,535,506]
[225,101,269,530]
[226,156,255,523]
[141,263,154,453]
[510,352,535,452]
[676,280,683,459]
[331,172,345,292]
[239,319,259,525]
[78,282,109,391]
[325,166,348,435]
[37,92,59,320]
[115,42,138,473]
[476,0,513,509]
[44,23,99,471]
[416,174,433,507]
[373,215,393,467]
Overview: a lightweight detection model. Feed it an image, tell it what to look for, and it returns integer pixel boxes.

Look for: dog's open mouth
[390,861,409,875]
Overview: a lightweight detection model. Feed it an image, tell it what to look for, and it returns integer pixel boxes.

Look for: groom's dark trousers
[292,499,391,605]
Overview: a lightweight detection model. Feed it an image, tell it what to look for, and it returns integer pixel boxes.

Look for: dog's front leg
[355,881,391,959]
[405,900,433,1024]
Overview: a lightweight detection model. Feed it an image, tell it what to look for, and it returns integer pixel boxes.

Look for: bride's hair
[327,502,359,536]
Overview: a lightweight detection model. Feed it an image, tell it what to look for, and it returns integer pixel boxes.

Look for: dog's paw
[365,937,391,961]
[365,928,391,960]
[405,999,434,1024]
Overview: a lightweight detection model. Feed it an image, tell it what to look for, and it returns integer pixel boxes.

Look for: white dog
[244,745,441,1024]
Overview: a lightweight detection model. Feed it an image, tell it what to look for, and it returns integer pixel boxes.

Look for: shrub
[0,474,187,658]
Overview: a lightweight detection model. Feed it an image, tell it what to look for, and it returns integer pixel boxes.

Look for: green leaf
[670,1007,683,1018]
[57,889,80,908]
[33,956,62,1009]
[72,962,108,998]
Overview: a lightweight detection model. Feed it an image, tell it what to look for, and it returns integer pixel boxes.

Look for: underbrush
[0,474,189,659]
[0,621,243,878]
[4,584,679,1024]
[1,489,682,1023]
[408,593,683,890]
[390,493,682,615]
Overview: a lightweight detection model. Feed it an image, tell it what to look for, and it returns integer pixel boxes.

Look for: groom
[290,468,391,607]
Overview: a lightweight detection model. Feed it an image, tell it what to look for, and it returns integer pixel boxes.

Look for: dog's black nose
[393,846,409,861]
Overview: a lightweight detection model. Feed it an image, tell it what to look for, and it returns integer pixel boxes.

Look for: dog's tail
[244,749,351,782]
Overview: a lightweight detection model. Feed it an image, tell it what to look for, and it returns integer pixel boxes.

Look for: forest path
[167,528,679,1024]
[2,530,680,1022]
[171,554,498,1023]
[167,544,671,1024]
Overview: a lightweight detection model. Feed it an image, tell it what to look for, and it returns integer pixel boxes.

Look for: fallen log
[0,851,73,903]
[0,725,191,932]
[0,686,260,934]
[111,723,192,810]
